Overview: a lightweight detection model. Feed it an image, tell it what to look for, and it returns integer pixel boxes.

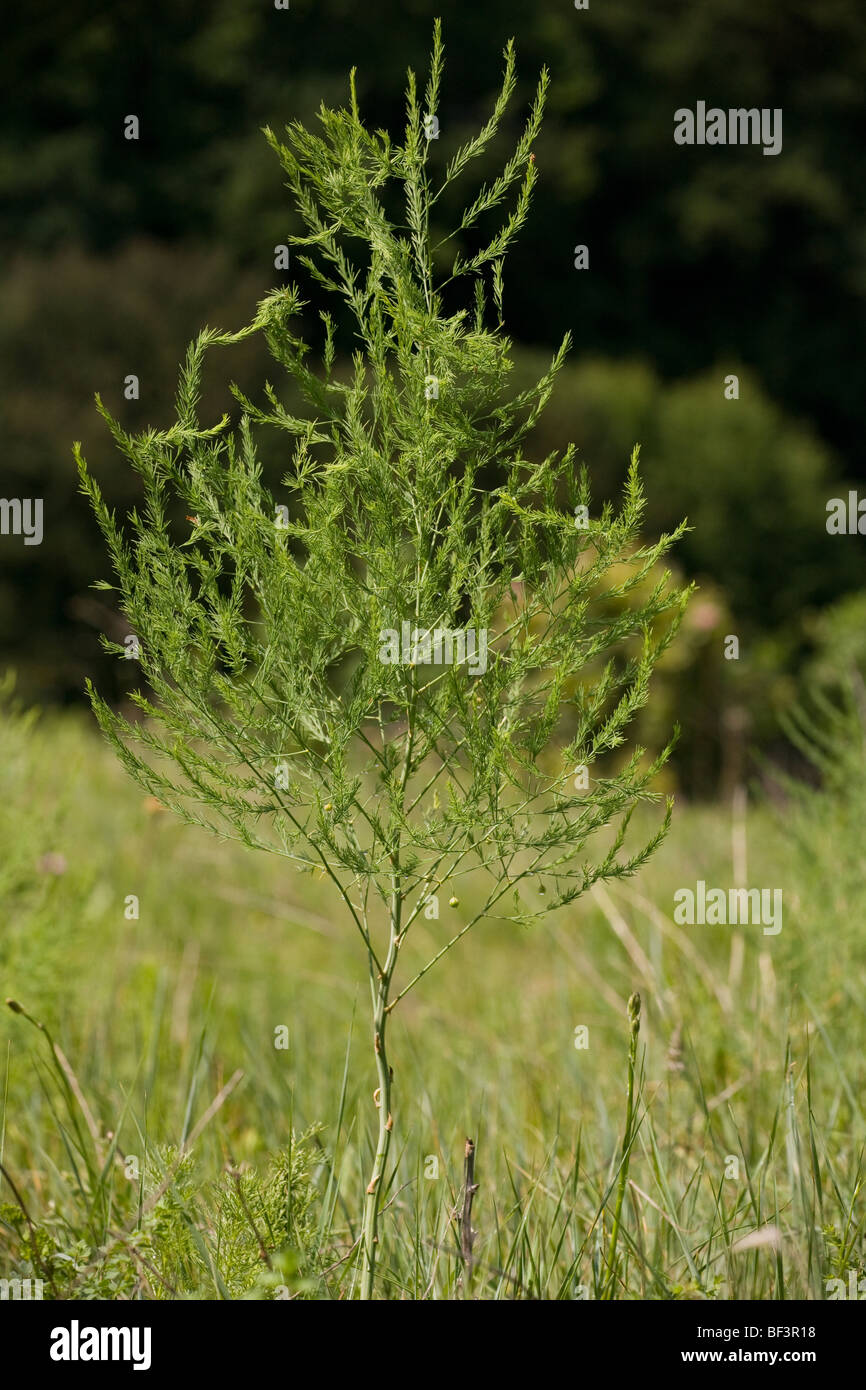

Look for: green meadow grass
[1,700,864,1299]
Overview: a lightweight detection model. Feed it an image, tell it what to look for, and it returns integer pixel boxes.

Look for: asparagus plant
[76,22,690,1298]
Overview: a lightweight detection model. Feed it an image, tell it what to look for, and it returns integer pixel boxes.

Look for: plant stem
[459,1137,478,1298]
[359,980,393,1299]
[359,866,402,1299]
[605,990,641,1299]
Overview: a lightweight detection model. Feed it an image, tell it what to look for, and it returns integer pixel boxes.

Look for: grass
[1,697,865,1299]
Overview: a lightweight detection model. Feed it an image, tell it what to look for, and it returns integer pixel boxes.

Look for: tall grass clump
[74,23,689,1297]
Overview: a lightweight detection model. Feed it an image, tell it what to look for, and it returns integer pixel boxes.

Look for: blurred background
[2,0,865,797]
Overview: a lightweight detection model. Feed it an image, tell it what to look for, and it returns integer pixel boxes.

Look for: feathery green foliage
[75,23,690,1296]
